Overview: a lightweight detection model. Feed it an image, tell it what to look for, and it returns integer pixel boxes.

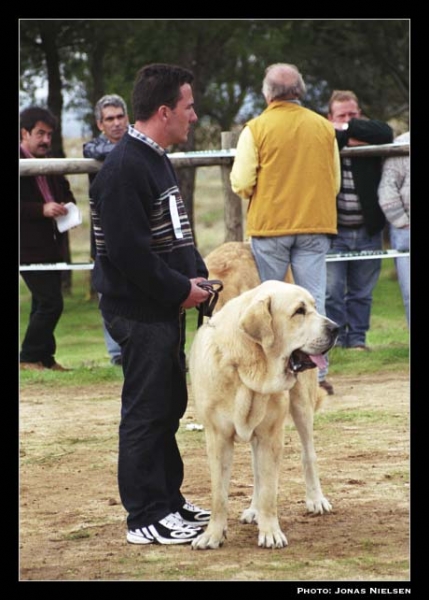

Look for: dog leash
[196,279,224,328]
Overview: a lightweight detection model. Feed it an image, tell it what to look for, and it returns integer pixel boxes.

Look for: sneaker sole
[127,532,153,545]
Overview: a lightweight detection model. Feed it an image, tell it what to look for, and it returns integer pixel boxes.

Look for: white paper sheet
[55,202,82,233]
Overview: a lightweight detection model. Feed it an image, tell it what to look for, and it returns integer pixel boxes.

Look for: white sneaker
[127,512,203,545]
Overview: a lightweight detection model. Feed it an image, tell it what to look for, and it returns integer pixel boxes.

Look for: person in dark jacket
[20,106,77,371]
[83,94,129,366]
[89,64,211,545]
[325,91,393,365]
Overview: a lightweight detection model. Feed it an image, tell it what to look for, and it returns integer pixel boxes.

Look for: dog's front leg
[241,416,288,549]
[289,381,332,514]
[253,434,288,548]
[191,428,233,550]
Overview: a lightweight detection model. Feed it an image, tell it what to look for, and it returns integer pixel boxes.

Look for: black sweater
[90,131,208,322]
[335,118,393,236]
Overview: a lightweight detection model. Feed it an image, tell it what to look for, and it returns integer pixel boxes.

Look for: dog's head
[238,280,338,378]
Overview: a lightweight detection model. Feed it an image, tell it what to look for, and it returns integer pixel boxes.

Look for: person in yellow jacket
[230,63,341,395]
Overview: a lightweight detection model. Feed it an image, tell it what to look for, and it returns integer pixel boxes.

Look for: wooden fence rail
[19,143,409,177]
[19,138,409,247]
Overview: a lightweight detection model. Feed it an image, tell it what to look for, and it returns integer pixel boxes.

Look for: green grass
[19,259,409,385]
[327,259,409,376]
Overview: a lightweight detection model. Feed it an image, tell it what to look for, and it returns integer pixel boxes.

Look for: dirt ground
[19,371,410,583]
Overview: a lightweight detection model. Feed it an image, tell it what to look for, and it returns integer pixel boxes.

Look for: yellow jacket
[231,101,340,236]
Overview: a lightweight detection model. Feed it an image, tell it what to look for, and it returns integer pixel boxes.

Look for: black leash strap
[196,279,224,328]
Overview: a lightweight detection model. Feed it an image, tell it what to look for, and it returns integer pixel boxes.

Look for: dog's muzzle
[288,321,339,374]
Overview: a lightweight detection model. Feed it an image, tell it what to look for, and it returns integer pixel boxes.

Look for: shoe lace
[163,512,191,529]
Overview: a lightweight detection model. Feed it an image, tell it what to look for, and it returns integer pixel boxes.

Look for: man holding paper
[19,106,77,371]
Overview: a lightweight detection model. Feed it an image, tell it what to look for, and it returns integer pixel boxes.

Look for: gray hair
[262,63,306,103]
[94,94,128,122]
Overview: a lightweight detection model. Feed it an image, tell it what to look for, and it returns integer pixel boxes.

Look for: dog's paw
[257,529,288,549]
[240,508,258,524]
[191,528,227,550]
[306,496,332,515]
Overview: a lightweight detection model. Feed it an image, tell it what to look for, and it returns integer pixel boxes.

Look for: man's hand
[43,202,69,218]
[181,278,211,309]
[330,121,347,131]
[329,122,369,147]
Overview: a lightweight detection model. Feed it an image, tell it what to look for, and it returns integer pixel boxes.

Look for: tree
[20,19,88,291]
[20,20,90,156]
[286,19,409,120]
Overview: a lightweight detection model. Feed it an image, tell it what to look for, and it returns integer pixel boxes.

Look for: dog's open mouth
[288,349,328,373]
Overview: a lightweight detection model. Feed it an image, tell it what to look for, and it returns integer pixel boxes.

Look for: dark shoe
[176,501,211,527]
[127,512,203,545]
[348,345,371,352]
[111,356,122,366]
[49,362,72,372]
[20,361,45,371]
[319,380,334,395]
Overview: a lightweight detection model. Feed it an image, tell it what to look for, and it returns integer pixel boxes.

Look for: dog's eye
[293,307,306,316]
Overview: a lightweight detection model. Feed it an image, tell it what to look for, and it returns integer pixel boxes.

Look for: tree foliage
[20,19,409,138]
[286,20,409,120]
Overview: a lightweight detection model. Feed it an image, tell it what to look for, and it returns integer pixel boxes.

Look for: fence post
[221,131,243,242]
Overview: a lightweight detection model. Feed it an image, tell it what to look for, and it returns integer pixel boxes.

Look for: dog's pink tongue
[310,354,327,369]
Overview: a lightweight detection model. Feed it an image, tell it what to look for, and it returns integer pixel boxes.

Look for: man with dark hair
[89,64,211,545]
[326,90,393,353]
[20,106,77,371]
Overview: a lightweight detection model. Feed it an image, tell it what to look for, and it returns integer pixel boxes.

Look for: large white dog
[189,280,338,549]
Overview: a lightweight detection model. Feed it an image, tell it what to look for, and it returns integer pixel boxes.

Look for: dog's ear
[239,295,274,347]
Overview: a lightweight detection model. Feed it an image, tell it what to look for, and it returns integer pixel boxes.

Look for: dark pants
[102,309,188,530]
[20,270,64,367]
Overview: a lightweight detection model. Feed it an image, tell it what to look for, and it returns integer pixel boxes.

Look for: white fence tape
[20,262,94,271]
[19,249,409,271]
[325,249,409,262]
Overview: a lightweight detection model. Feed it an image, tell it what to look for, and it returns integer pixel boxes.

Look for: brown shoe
[348,345,371,351]
[49,362,71,372]
[319,380,334,395]
[20,361,45,371]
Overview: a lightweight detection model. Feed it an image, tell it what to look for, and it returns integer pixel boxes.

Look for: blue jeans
[98,294,122,363]
[325,226,383,347]
[389,225,410,327]
[102,309,187,530]
[102,320,122,363]
[251,234,330,380]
